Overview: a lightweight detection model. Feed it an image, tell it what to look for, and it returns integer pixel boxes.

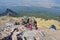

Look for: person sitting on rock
[14,22,20,25]
[28,24,32,30]
[50,25,56,30]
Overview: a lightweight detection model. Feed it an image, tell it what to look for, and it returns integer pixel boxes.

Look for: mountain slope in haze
[0,6,60,21]
[0,6,60,14]
[0,9,18,17]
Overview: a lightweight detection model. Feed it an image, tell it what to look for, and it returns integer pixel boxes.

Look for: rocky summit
[0,16,60,40]
[0,24,60,40]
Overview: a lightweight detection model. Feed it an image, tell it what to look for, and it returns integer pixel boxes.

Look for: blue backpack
[50,25,56,30]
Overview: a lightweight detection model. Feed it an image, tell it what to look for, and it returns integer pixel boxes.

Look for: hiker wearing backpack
[34,20,38,30]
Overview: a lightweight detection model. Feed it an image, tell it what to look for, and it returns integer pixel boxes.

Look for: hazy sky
[0,0,60,8]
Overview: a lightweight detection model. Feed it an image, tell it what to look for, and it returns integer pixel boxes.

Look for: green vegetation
[15,11,60,21]
[0,8,60,21]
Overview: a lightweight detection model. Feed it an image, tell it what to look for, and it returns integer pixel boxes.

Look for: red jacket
[28,24,32,29]
[35,25,38,30]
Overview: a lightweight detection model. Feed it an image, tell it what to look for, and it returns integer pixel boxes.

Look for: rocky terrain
[0,16,60,40]
[0,24,60,40]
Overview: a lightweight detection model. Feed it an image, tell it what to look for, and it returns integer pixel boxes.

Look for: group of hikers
[22,17,38,30]
[21,17,56,30]
[14,17,56,30]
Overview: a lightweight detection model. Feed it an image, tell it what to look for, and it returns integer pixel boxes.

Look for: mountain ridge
[0,6,60,21]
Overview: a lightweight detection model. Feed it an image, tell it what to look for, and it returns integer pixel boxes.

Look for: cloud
[53,0,60,4]
[53,3,60,7]
[20,0,56,8]
[0,0,60,8]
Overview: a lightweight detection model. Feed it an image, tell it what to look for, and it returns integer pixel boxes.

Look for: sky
[0,0,60,8]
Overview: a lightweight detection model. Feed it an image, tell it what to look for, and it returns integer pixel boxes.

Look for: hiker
[14,22,20,25]
[28,24,32,30]
[24,18,30,28]
[22,20,27,25]
[27,18,29,23]
[24,24,32,30]
[50,25,56,30]
[34,20,38,30]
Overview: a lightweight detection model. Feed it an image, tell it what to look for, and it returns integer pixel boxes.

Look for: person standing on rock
[34,20,38,30]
